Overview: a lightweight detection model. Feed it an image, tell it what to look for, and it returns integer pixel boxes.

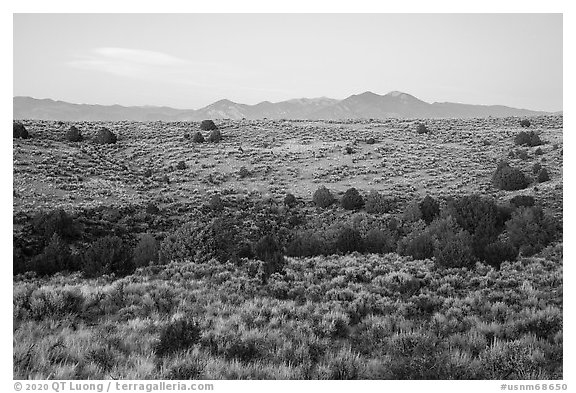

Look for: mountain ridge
[13,92,553,121]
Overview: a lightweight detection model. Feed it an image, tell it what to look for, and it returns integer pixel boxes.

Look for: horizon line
[12,93,561,114]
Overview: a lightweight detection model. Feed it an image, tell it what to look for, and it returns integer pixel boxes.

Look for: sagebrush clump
[155,318,201,358]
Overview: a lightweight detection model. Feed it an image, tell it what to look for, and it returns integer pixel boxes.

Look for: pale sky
[13,13,562,111]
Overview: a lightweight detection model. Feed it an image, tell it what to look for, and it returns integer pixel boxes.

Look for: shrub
[341,188,364,210]
[254,235,281,261]
[514,130,542,146]
[365,190,393,214]
[419,195,440,224]
[13,242,26,275]
[402,201,423,223]
[284,193,297,207]
[535,147,543,155]
[366,137,376,144]
[397,228,434,260]
[13,122,29,139]
[519,119,531,128]
[364,228,395,254]
[433,229,475,268]
[28,234,75,275]
[286,232,324,257]
[202,217,243,263]
[133,234,159,267]
[200,120,218,131]
[446,195,503,235]
[236,242,254,259]
[81,235,133,277]
[95,127,117,144]
[515,149,529,160]
[143,168,152,178]
[483,241,518,269]
[492,162,529,191]
[532,162,542,175]
[155,318,201,358]
[317,348,362,380]
[344,146,355,154]
[444,195,504,259]
[176,161,186,170]
[537,168,550,183]
[160,222,202,263]
[510,195,535,208]
[313,186,335,208]
[506,207,558,256]
[164,210,240,258]
[146,202,160,215]
[335,227,364,254]
[416,123,429,134]
[66,125,83,142]
[209,194,224,211]
[207,129,222,143]
[162,357,205,379]
[238,166,251,178]
[254,235,285,279]
[192,132,205,143]
[32,209,81,244]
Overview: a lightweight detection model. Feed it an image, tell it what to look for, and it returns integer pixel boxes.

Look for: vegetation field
[13,115,563,379]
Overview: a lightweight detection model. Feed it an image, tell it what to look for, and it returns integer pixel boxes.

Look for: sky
[13,13,563,111]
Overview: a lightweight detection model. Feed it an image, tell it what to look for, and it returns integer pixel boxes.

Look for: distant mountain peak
[386,90,408,97]
[211,98,236,105]
[356,91,380,98]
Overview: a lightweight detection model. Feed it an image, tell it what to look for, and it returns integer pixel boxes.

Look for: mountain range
[13,91,552,122]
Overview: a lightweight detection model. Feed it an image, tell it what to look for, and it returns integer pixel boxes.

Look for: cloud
[66,47,197,79]
[93,47,192,66]
[65,47,294,97]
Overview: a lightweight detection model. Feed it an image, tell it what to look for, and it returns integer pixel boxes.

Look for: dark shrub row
[15,189,560,278]
[15,208,161,277]
[13,122,118,144]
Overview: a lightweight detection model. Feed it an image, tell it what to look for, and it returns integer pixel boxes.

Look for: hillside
[12,115,563,379]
